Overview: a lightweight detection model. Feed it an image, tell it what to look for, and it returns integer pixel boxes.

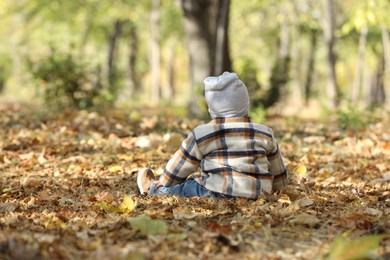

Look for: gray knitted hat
[204,72,249,118]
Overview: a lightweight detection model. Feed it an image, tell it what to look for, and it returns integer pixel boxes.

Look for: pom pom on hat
[204,71,249,118]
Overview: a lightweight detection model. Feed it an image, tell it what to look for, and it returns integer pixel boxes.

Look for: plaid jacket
[159,117,288,199]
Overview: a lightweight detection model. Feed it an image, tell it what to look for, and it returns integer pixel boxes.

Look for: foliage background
[0,0,389,115]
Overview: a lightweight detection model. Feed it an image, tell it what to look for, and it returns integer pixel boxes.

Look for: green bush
[28,48,111,110]
[250,105,266,123]
[336,105,377,129]
[0,54,11,93]
[238,59,263,108]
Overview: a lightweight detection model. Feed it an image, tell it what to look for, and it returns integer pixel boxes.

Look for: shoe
[137,168,155,195]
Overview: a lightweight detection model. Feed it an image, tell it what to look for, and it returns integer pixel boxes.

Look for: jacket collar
[210,117,251,124]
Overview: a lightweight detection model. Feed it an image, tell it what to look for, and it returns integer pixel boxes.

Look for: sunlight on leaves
[128,215,168,236]
[326,235,385,260]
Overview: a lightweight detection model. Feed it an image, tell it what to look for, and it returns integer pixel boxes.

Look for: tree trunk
[263,6,290,108]
[181,0,232,117]
[323,0,339,109]
[304,28,318,105]
[0,80,4,94]
[382,26,390,108]
[11,13,23,90]
[107,20,122,89]
[291,1,304,103]
[351,26,368,105]
[214,0,231,75]
[150,0,161,103]
[165,42,176,100]
[369,57,385,107]
[127,23,139,96]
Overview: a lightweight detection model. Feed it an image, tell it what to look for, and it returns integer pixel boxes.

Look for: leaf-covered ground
[0,102,389,259]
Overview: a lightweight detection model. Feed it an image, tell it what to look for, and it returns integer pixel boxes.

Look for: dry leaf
[295,197,314,207]
[19,152,34,161]
[38,148,47,165]
[0,203,18,213]
[288,213,320,227]
[172,206,198,220]
[364,207,382,216]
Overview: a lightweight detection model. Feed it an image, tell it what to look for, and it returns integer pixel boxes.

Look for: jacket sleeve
[267,139,288,191]
[159,131,203,187]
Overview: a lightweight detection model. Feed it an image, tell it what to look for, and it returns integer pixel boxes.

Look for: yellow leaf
[43,217,67,230]
[97,201,119,213]
[118,195,137,213]
[295,164,307,174]
[97,195,137,213]
[117,154,133,161]
[109,165,122,173]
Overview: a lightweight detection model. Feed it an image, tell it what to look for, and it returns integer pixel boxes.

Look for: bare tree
[351,26,368,105]
[180,0,232,117]
[107,20,123,89]
[304,28,319,105]
[382,26,390,108]
[322,0,340,109]
[126,23,140,96]
[150,0,161,103]
[263,5,290,108]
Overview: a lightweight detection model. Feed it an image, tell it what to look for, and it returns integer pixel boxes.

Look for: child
[137,72,287,199]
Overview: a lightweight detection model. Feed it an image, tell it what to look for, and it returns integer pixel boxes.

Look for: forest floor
[0,102,389,260]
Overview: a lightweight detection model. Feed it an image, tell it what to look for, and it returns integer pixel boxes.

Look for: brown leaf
[335,211,373,230]
[0,203,18,213]
[206,221,232,234]
[288,213,320,227]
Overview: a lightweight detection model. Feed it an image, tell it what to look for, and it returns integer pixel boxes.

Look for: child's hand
[153,181,163,190]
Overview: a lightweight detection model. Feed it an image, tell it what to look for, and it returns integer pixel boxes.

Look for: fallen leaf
[95,192,114,203]
[303,136,326,144]
[335,211,373,230]
[295,164,307,175]
[172,206,198,220]
[0,202,18,213]
[38,148,47,165]
[19,152,34,161]
[364,207,382,216]
[295,197,314,207]
[108,165,122,173]
[288,213,320,227]
[43,216,67,230]
[128,215,167,236]
[118,195,138,212]
[206,221,232,234]
[326,235,385,260]
[167,233,187,241]
[97,195,137,213]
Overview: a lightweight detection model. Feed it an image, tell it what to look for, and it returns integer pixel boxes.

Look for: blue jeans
[149,179,231,198]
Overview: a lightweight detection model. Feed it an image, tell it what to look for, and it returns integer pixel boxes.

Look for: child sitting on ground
[137,72,287,199]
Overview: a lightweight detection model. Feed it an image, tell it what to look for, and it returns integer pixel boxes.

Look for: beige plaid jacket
[159,117,288,199]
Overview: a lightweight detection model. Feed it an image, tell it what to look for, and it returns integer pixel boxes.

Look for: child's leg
[149,179,212,198]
